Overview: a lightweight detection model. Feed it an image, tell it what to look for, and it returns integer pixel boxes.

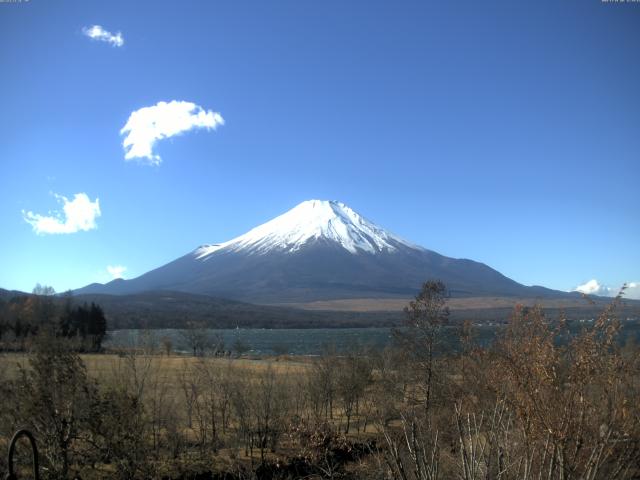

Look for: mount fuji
[75,200,566,303]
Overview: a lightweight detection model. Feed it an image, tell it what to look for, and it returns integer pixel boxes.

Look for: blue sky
[0,0,638,296]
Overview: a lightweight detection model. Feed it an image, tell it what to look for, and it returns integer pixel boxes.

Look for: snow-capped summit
[194,200,418,258]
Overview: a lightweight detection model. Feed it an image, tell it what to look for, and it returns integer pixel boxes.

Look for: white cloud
[573,279,640,300]
[82,25,124,47]
[625,282,640,300]
[574,279,611,296]
[120,100,224,165]
[23,193,101,235]
[107,265,127,280]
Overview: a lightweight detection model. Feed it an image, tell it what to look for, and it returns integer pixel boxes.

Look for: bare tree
[457,295,640,480]
[4,336,97,478]
[375,281,450,480]
[160,335,173,356]
[180,321,210,356]
[178,360,198,430]
[394,280,449,419]
[308,349,338,424]
[250,365,291,463]
[336,349,372,433]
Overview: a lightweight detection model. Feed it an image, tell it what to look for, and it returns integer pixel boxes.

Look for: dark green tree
[89,302,107,351]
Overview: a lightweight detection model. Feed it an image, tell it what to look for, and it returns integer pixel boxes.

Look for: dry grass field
[1,351,312,373]
[273,295,631,312]
[1,350,372,478]
[2,294,639,479]
[0,352,314,413]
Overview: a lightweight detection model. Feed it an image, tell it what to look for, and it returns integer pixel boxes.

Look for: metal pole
[5,429,39,480]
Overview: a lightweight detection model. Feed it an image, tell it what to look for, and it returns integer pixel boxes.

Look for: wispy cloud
[120,100,224,165]
[23,193,101,235]
[573,279,640,300]
[107,265,127,280]
[82,25,124,47]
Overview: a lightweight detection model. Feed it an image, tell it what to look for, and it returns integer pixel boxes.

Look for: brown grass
[270,295,622,312]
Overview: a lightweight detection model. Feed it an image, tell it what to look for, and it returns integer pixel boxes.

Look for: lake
[105,320,640,356]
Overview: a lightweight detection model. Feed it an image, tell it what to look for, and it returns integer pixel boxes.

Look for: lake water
[105,319,640,356]
[106,327,399,356]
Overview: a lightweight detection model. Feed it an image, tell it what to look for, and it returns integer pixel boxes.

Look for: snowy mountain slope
[194,200,419,257]
[74,200,570,302]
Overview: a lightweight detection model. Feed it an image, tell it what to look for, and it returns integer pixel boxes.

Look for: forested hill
[73,290,401,329]
[74,290,640,329]
[0,288,108,351]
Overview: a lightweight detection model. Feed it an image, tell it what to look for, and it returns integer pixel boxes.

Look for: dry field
[1,351,366,477]
[273,295,627,312]
[0,351,313,394]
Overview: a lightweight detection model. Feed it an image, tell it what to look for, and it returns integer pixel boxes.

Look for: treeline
[0,284,107,352]
[1,281,639,479]
[74,290,402,329]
